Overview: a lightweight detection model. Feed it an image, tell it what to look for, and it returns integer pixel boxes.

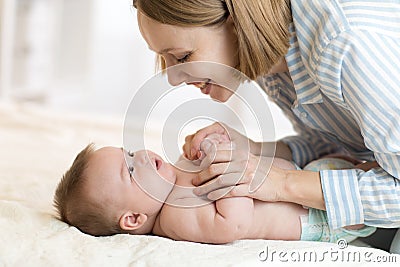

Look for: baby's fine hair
[53,143,124,236]
[133,0,292,80]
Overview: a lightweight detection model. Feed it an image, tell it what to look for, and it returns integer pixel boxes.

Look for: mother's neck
[268,58,289,74]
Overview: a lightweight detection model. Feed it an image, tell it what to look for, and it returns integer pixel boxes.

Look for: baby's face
[84,147,176,217]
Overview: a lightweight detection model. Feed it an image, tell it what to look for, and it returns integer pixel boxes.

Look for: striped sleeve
[318,30,400,229]
[280,122,340,168]
[257,74,342,168]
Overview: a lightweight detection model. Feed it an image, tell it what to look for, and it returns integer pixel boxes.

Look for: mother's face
[138,11,239,102]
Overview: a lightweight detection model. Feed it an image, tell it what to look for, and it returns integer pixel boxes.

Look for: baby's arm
[161,196,254,244]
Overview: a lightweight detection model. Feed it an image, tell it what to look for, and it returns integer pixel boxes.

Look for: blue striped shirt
[257,0,400,229]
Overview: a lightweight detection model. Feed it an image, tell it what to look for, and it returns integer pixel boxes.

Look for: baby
[54,136,375,244]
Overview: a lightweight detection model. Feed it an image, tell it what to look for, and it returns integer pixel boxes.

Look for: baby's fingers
[189,123,227,158]
[183,134,195,159]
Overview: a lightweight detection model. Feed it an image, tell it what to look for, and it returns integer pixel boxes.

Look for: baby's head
[54,144,176,236]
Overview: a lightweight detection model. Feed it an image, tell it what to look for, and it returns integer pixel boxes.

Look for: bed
[0,103,396,267]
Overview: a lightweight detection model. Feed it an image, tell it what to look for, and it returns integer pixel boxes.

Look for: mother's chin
[208,84,235,103]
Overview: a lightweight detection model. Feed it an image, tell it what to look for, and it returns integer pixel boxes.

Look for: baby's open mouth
[155,159,162,170]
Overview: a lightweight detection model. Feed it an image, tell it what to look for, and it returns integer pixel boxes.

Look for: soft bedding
[0,104,396,267]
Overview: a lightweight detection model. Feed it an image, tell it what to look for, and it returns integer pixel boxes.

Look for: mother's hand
[192,148,288,202]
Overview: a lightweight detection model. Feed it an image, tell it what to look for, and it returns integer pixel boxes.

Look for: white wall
[1,0,295,140]
[0,0,16,100]
[49,0,155,116]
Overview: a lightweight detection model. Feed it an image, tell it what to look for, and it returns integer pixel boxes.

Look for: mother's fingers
[207,184,251,200]
[194,162,229,186]
[200,147,237,168]
[200,141,234,158]
[206,186,235,201]
[206,148,250,165]
[194,150,256,186]
[182,134,195,159]
[194,159,249,186]
[193,172,252,195]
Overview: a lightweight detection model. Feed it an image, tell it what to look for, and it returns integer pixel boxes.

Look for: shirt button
[300,112,308,119]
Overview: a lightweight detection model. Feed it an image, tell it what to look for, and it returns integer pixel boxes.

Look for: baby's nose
[131,150,148,165]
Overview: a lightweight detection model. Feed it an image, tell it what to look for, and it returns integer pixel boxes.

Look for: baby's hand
[192,133,231,166]
[197,133,230,160]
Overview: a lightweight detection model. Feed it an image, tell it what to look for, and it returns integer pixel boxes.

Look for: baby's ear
[119,211,148,231]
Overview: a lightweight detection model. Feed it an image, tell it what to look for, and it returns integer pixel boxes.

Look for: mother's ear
[119,211,148,231]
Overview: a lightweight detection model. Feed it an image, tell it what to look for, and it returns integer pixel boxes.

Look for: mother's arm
[192,150,326,210]
[314,30,400,229]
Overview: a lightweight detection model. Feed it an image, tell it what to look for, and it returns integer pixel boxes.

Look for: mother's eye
[177,52,192,63]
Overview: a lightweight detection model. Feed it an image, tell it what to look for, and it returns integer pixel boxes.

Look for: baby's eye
[122,148,135,181]
[127,151,134,177]
[128,166,134,176]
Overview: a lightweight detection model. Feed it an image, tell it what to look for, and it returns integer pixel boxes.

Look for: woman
[132,0,400,234]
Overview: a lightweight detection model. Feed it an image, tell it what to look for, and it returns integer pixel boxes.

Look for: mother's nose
[165,62,189,86]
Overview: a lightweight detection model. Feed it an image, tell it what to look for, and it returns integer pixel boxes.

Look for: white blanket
[0,104,396,267]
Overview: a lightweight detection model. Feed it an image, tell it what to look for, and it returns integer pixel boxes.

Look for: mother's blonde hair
[133,0,291,80]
